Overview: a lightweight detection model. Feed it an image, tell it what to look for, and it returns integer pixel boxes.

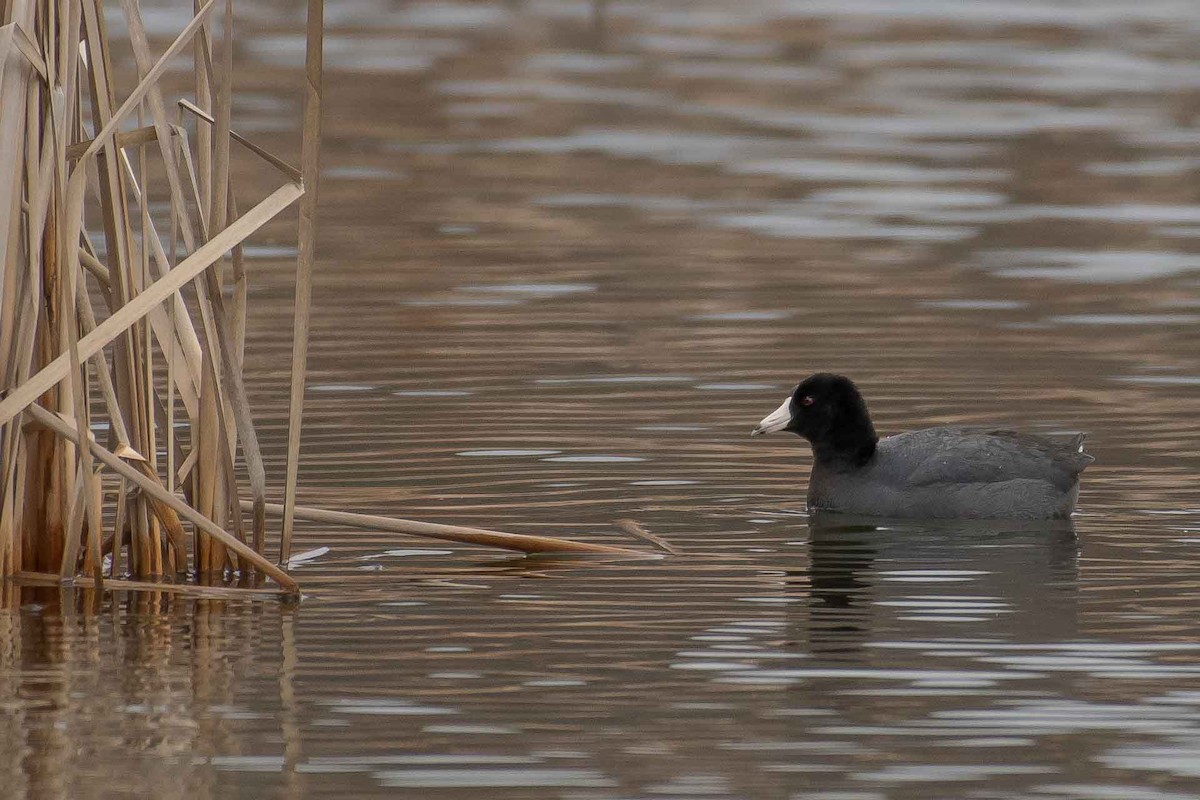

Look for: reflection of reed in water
[797,513,1081,661]
[0,591,301,799]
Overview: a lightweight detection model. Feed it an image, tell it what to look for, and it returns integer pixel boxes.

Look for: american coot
[752,373,1093,520]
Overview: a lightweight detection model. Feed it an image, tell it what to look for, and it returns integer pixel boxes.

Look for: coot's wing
[897,427,1092,491]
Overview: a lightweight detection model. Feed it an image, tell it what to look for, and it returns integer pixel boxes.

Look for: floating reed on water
[0,0,641,598]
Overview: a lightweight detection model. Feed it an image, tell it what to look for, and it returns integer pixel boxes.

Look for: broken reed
[0,0,324,595]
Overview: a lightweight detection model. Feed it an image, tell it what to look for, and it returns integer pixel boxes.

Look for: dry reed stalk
[111,476,128,579]
[613,519,680,555]
[248,501,645,557]
[57,217,102,582]
[279,0,326,567]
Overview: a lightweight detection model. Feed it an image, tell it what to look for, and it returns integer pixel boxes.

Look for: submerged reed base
[0,1,641,600]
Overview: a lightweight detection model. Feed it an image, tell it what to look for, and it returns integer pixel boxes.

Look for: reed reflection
[0,589,299,800]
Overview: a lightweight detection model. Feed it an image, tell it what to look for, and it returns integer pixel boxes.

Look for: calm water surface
[5,1,1200,798]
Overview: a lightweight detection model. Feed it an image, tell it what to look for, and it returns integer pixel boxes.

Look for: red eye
[800,395,815,407]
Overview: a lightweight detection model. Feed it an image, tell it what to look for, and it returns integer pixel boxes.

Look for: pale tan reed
[0,0,309,595]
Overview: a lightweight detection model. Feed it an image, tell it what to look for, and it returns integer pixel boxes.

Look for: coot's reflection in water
[799,513,1080,660]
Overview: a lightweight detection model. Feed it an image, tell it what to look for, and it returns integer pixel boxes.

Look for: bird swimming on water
[752,373,1092,520]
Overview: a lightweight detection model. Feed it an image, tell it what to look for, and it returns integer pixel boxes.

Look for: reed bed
[0,0,317,595]
[0,0,641,599]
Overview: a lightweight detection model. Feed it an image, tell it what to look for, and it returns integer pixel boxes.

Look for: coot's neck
[809,418,878,470]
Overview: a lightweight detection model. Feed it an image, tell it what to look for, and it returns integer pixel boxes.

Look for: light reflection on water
[6,0,1200,798]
